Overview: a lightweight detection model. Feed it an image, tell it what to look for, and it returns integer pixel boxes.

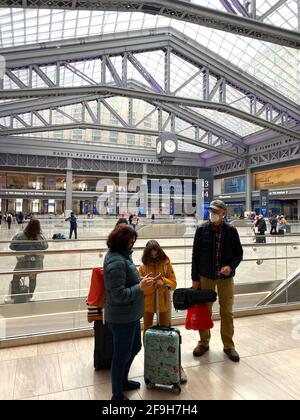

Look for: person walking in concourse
[269,214,278,235]
[255,214,267,243]
[65,212,78,239]
[191,200,243,362]
[6,212,13,230]
[103,225,154,400]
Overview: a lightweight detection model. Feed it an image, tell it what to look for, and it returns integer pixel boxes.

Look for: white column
[142,164,148,217]
[245,165,252,213]
[65,158,73,217]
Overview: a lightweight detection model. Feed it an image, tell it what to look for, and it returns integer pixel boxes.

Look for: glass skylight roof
[0,0,299,154]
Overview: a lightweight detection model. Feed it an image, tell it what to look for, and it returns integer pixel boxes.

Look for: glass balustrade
[0,224,300,342]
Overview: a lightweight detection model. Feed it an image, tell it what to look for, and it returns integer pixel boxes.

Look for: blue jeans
[107,320,142,398]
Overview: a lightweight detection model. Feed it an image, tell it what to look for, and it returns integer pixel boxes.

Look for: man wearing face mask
[191,200,243,362]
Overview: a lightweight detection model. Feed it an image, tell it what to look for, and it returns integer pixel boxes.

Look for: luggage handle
[156,285,171,328]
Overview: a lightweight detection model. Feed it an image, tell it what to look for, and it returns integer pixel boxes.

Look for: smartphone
[153,272,161,281]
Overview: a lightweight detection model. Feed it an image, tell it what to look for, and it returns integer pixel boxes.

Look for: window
[73,129,83,140]
[144,136,153,147]
[32,199,39,213]
[92,130,101,141]
[53,131,63,139]
[48,199,55,214]
[127,134,135,145]
[16,199,23,213]
[110,131,118,143]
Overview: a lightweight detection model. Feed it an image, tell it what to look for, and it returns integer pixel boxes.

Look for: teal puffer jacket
[103,250,144,324]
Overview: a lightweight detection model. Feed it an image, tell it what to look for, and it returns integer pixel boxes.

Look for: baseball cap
[209,199,227,211]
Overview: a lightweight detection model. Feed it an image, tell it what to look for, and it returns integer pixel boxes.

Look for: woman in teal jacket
[104,225,153,401]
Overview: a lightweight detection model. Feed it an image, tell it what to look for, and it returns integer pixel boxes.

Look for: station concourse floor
[1,310,300,400]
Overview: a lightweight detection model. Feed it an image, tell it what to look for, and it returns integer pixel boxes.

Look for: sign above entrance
[52,151,159,164]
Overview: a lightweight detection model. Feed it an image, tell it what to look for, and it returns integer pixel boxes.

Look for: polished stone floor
[1,310,300,400]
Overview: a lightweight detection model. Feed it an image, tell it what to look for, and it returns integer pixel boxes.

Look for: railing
[0,235,300,343]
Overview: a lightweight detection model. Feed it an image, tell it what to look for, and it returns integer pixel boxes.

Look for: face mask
[210,212,220,223]
[151,256,160,263]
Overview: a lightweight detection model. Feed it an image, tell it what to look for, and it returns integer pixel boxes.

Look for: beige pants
[199,276,235,350]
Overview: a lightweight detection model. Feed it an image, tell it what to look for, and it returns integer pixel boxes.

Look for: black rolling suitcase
[94,317,113,370]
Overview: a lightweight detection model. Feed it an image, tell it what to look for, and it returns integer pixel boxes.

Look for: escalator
[256,268,300,306]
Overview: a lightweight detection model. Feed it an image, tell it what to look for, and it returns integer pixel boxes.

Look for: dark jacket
[192,221,243,281]
[66,215,77,229]
[256,218,267,234]
[103,250,144,324]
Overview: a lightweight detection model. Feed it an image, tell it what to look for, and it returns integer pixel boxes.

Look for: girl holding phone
[138,240,187,383]
[138,240,177,335]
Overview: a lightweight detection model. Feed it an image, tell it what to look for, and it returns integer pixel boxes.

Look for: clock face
[164,139,176,154]
[156,140,162,154]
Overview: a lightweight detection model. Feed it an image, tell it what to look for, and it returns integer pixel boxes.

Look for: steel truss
[1,85,299,141]
[213,141,300,175]
[0,0,298,48]
[1,28,300,159]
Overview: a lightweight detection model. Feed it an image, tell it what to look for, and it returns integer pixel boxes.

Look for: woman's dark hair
[115,218,128,227]
[142,240,168,265]
[107,225,137,252]
[24,218,42,240]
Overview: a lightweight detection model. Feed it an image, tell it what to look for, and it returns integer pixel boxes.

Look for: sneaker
[123,380,141,391]
[224,348,240,362]
[180,367,187,384]
[193,343,209,357]
[111,394,129,401]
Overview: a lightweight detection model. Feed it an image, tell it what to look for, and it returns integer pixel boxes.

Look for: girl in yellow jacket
[138,240,176,334]
[138,240,187,383]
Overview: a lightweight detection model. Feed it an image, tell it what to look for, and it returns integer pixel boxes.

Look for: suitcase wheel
[146,383,155,390]
[173,384,181,394]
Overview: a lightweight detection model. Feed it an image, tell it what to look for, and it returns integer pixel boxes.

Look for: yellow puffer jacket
[138,258,176,313]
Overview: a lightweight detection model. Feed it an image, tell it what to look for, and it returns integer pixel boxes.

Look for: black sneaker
[123,380,141,391]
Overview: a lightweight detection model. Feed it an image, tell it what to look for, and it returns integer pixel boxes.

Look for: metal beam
[106,56,124,87]
[258,0,288,22]
[0,84,244,148]
[0,0,299,48]
[127,53,164,93]
[3,27,298,123]
[32,65,56,88]
[2,29,170,69]
[1,85,299,140]
[230,0,250,17]
[0,122,242,159]
[5,70,27,89]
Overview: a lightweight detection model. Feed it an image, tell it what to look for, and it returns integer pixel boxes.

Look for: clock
[156,140,162,155]
[156,133,178,162]
[164,139,177,154]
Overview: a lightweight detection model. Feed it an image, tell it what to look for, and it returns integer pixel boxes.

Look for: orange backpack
[87,268,105,322]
